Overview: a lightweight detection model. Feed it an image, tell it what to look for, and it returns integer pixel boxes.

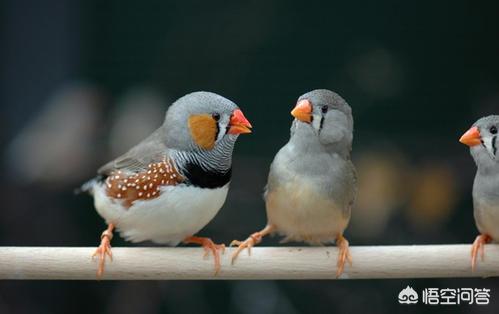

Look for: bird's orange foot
[230,232,263,264]
[471,234,491,271]
[91,224,114,279]
[184,236,225,275]
[229,224,275,264]
[336,235,352,278]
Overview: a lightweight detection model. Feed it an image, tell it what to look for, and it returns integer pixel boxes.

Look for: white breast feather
[93,183,229,245]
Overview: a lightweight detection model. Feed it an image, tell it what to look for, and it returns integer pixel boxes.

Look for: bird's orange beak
[228,109,252,134]
[291,99,312,123]
[459,126,482,147]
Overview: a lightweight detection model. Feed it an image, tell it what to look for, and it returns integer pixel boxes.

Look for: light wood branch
[1,245,498,280]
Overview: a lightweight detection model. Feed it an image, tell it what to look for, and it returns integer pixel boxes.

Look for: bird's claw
[230,233,262,264]
[184,236,225,275]
[92,234,113,278]
[202,241,226,259]
[199,239,225,275]
[336,235,352,278]
[471,234,491,271]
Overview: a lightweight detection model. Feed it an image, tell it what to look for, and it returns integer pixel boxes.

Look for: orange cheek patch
[188,114,217,150]
[105,159,183,208]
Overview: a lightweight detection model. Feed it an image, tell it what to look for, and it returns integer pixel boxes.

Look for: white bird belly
[93,183,229,245]
[266,179,349,244]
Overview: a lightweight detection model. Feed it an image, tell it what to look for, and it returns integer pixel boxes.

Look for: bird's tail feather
[74,175,105,195]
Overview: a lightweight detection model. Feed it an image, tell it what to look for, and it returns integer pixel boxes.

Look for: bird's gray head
[289,89,353,156]
[460,115,499,173]
[162,91,252,152]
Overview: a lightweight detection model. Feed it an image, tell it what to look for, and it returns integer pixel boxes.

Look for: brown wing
[105,158,183,208]
[97,126,184,208]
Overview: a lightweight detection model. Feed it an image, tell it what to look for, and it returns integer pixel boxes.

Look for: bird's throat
[182,162,231,188]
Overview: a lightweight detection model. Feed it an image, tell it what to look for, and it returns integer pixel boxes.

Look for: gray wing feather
[98,126,168,175]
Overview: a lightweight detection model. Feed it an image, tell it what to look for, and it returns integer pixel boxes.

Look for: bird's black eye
[321,105,328,114]
[490,126,497,134]
[212,113,220,121]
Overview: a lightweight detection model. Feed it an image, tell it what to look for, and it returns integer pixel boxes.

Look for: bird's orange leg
[91,223,114,278]
[184,236,225,275]
[471,234,492,271]
[230,224,275,264]
[336,234,352,278]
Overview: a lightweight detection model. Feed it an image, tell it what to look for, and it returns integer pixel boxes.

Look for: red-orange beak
[291,99,312,123]
[228,109,252,134]
[459,126,482,147]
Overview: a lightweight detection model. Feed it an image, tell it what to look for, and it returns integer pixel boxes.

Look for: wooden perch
[1,245,498,280]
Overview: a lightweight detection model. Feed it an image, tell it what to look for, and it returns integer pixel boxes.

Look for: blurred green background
[1,1,499,313]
